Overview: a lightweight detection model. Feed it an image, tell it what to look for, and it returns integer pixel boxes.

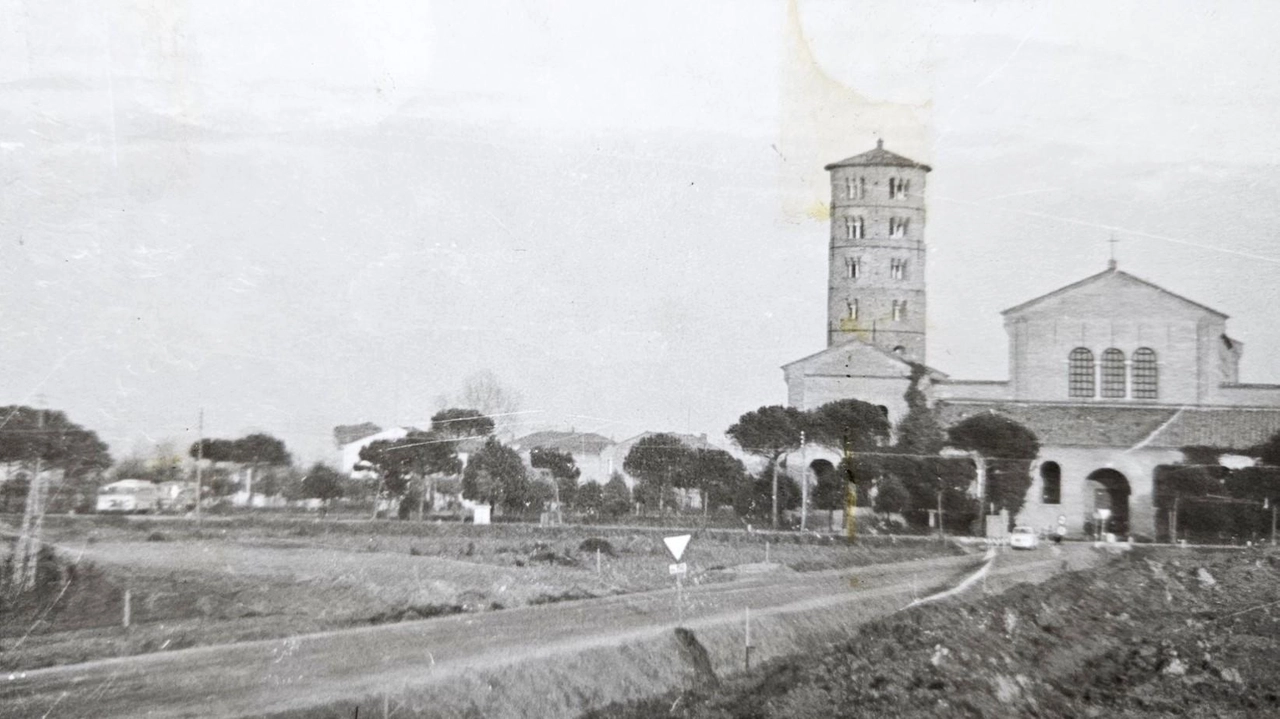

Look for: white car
[1009,526,1039,550]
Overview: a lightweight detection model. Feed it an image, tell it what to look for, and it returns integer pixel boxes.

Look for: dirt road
[0,545,1094,718]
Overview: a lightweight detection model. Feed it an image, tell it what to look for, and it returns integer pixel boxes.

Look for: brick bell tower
[824,139,931,363]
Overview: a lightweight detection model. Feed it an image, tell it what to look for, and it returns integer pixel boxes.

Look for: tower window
[889,217,909,238]
[890,258,907,280]
[1101,348,1126,398]
[845,177,866,200]
[844,216,864,240]
[1068,348,1095,398]
[846,257,860,279]
[889,177,910,200]
[891,300,907,321]
[846,299,858,320]
[1132,347,1158,399]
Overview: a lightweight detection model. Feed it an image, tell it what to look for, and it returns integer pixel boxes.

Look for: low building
[511,430,616,484]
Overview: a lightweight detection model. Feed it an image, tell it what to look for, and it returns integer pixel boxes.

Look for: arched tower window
[1068,348,1095,398]
[1040,461,1061,505]
[1132,348,1158,399]
[1100,348,1126,398]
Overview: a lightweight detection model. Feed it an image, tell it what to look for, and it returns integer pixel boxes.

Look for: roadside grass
[0,514,962,671]
[261,559,989,719]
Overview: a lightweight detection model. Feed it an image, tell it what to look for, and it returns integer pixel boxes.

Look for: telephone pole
[799,430,808,531]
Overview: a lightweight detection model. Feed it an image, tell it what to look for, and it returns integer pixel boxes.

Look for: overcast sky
[3,0,1280,463]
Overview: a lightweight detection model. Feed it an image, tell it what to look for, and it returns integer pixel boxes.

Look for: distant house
[511,430,616,484]
[608,432,727,511]
[339,426,411,476]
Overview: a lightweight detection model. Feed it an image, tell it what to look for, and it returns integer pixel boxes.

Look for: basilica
[784,142,1280,539]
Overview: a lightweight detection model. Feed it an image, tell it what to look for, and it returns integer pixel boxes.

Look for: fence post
[123,589,132,629]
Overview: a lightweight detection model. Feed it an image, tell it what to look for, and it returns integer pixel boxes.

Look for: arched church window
[1132,348,1158,399]
[1040,461,1061,504]
[1101,348,1126,398]
[1068,348,1095,398]
[846,299,858,320]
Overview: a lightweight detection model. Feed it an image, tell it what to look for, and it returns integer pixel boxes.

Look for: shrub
[578,538,616,556]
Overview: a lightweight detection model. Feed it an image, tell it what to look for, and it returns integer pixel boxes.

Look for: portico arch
[1086,468,1131,536]
[808,459,839,530]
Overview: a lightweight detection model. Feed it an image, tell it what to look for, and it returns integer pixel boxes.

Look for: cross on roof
[1108,235,1120,269]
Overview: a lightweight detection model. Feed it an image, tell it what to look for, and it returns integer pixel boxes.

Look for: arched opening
[1040,461,1061,505]
[1085,468,1130,536]
[808,459,840,531]
[876,405,889,418]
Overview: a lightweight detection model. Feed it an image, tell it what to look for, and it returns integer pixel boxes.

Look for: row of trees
[1154,435,1280,541]
[726,365,1041,532]
[0,406,113,592]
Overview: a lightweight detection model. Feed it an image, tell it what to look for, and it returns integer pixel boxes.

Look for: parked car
[1009,525,1039,550]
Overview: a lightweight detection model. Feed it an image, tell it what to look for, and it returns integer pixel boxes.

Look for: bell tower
[824,139,931,363]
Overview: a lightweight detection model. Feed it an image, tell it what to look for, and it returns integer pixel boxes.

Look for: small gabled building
[510,430,616,485]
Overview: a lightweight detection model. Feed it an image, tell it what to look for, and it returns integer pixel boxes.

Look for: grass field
[0,514,963,671]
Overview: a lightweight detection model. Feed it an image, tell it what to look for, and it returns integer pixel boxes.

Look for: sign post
[664,534,691,622]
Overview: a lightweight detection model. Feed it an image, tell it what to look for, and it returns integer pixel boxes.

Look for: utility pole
[799,430,808,532]
[843,439,857,541]
[195,409,204,528]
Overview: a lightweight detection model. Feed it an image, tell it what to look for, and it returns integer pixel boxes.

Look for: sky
[3,0,1280,465]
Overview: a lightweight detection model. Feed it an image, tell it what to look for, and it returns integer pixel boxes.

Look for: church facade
[784,143,1280,539]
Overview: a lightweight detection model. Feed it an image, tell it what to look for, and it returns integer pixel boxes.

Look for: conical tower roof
[824,139,931,172]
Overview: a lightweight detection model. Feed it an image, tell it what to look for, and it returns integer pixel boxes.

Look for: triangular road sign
[663,534,691,562]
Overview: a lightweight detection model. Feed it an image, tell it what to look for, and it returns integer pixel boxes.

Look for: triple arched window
[1067,347,1158,400]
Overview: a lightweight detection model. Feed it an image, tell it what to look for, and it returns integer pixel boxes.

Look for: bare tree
[437,370,524,438]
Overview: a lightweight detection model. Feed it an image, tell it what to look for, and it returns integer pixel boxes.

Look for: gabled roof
[1001,266,1228,319]
[511,430,614,455]
[614,431,720,453]
[824,140,932,172]
[782,336,949,378]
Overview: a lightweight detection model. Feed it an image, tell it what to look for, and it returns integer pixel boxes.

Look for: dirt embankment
[587,547,1280,719]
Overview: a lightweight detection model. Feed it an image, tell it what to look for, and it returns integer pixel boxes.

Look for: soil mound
[587,548,1280,718]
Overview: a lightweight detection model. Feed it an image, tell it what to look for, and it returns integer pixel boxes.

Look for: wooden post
[123,589,132,628]
[764,541,770,564]
[596,548,601,574]
[1171,496,1180,543]
[744,607,753,669]
[937,490,944,541]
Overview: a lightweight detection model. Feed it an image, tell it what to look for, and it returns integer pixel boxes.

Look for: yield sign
[663,534,691,562]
